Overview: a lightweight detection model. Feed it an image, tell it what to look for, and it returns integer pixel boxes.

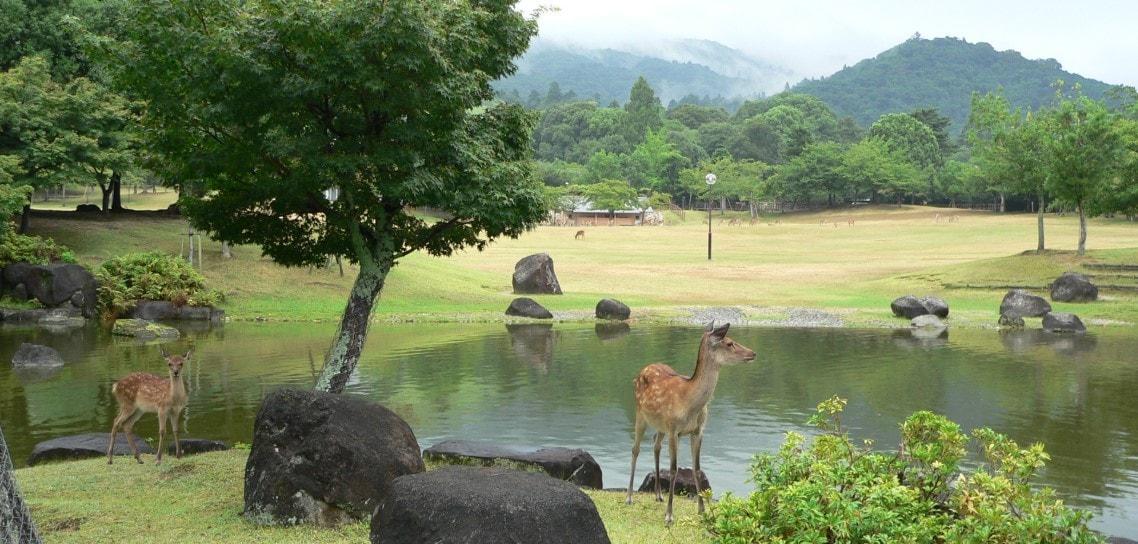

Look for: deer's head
[702,322,755,367]
[160,347,192,378]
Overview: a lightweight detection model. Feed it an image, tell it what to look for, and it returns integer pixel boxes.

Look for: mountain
[494,39,793,107]
[792,36,1115,131]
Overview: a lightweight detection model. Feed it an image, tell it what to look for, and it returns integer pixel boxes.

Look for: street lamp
[705,173,717,260]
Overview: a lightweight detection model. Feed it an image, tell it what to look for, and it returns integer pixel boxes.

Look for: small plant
[0,233,75,267]
[96,252,222,317]
[704,396,1104,543]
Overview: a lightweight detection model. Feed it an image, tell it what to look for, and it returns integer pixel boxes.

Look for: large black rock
[130,300,225,323]
[512,253,563,295]
[505,297,553,319]
[10,343,64,368]
[920,296,950,318]
[371,466,610,544]
[1051,272,1098,302]
[243,389,424,526]
[1,262,97,317]
[1042,312,1086,333]
[595,299,630,320]
[27,433,153,466]
[890,295,929,319]
[1000,290,1052,319]
[423,440,603,489]
[638,468,711,497]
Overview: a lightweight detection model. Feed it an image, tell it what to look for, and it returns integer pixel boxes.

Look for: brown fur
[575,230,585,240]
[107,350,191,465]
[625,323,755,525]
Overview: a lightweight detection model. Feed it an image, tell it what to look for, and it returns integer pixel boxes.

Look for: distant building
[566,198,645,226]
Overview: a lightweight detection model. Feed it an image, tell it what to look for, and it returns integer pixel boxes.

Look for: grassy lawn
[15,450,707,544]
[23,205,1138,325]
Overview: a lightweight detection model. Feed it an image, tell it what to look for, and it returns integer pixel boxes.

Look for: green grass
[24,205,1138,326]
[15,450,707,544]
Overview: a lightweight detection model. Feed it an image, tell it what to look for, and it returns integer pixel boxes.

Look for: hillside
[493,39,790,107]
[792,36,1115,130]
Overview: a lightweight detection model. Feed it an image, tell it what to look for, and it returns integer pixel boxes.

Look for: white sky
[516,0,1138,87]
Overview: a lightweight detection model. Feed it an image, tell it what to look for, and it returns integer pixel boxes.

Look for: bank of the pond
[20,206,1138,327]
[14,450,707,544]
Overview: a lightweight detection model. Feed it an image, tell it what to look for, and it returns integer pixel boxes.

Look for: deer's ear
[184,349,193,360]
[711,322,730,341]
[704,320,716,332]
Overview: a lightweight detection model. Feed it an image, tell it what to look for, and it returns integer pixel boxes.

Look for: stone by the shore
[166,438,230,456]
[371,466,610,544]
[111,319,181,340]
[243,389,424,527]
[130,300,225,322]
[423,440,602,489]
[1050,272,1098,302]
[638,468,711,497]
[28,432,153,466]
[0,262,97,317]
[890,295,929,319]
[512,253,563,295]
[910,314,946,329]
[11,343,64,368]
[920,296,950,318]
[1000,290,1052,319]
[595,298,630,320]
[506,297,553,319]
[1042,312,1086,333]
[998,313,1025,328]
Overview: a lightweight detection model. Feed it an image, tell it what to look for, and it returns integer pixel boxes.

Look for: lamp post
[705,173,716,260]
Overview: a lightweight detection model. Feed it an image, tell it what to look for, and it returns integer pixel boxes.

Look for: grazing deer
[626,322,756,525]
[575,230,585,240]
[107,348,191,464]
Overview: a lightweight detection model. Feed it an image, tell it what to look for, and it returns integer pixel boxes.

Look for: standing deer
[626,322,756,525]
[106,348,191,464]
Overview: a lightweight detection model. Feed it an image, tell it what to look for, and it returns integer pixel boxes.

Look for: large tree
[109,0,546,393]
[1045,93,1123,256]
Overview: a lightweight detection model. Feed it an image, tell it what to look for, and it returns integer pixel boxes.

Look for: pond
[2,321,1137,537]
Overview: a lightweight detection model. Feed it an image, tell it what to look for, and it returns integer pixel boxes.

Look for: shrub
[0,233,76,267]
[704,396,1103,543]
[95,252,222,316]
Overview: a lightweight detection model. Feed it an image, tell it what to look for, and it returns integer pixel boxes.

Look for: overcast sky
[516,0,1137,87]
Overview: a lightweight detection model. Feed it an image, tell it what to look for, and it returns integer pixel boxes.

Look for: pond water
[2,322,1137,537]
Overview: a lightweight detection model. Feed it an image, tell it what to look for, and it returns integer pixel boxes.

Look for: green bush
[704,396,1103,544]
[95,252,222,316]
[0,233,76,267]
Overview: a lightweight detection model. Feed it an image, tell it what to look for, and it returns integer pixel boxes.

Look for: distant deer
[626,322,756,525]
[107,348,191,464]
[847,216,855,226]
[575,230,585,240]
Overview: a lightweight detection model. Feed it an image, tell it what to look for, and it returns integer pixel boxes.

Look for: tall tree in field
[1045,93,1123,256]
[108,0,546,393]
[625,76,663,140]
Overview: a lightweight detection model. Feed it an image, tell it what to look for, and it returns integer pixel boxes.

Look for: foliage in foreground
[95,252,221,317]
[705,396,1103,543]
[0,233,74,267]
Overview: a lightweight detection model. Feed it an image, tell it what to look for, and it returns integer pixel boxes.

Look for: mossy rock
[111,319,180,339]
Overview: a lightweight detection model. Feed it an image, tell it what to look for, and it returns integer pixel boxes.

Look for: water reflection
[891,327,949,350]
[999,328,1099,356]
[1,322,1137,538]
[594,322,631,342]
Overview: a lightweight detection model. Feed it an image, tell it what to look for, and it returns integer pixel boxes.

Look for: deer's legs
[626,414,647,505]
[155,408,168,464]
[652,432,665,502]
[170,409,182,459]
[665,432,678,526]
[107,408,134,464]
[121,410,145,464]
[692,432,704,514]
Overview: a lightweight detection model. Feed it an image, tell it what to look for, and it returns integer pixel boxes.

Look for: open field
[14,450,706,544]
[23,205,1138,325]
[28,187,179,212]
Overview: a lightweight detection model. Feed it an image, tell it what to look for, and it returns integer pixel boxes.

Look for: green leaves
[94,252,221,317]
[705,397,1103,544]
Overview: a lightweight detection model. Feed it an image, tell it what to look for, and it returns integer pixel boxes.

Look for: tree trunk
[221,241,232,259]
[1036,192,1045,252]
[999,192,1006,213]
[110,171,123,212]
[719,197,726,214]
[17,203,30,234]
[314,259,389,393]
[99,183,111,212]
[1077,202,1087,256]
